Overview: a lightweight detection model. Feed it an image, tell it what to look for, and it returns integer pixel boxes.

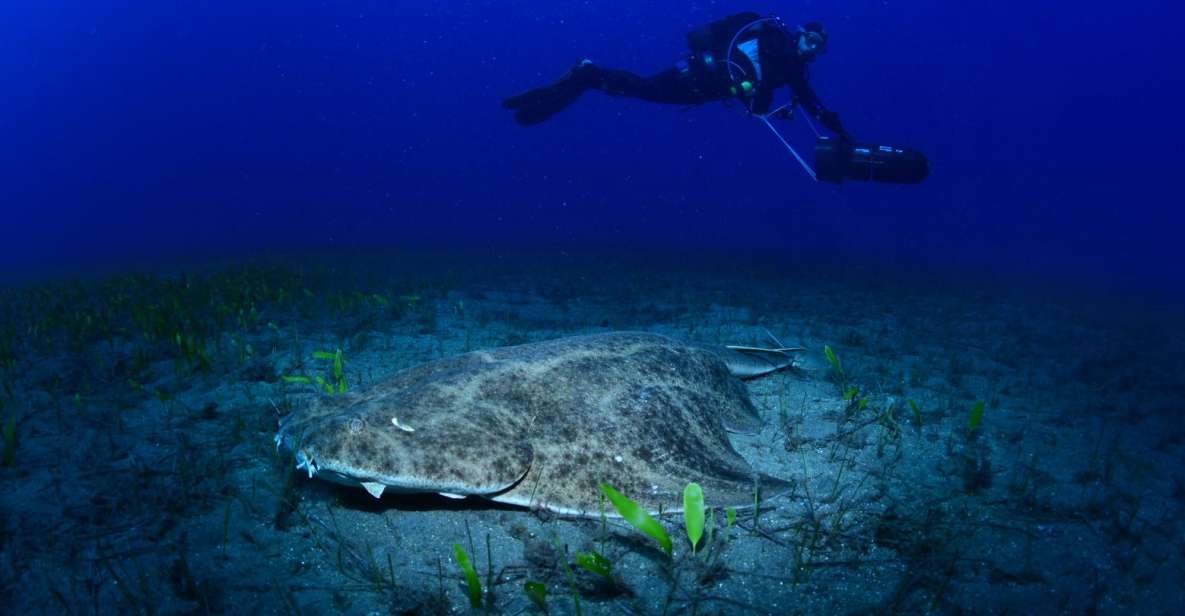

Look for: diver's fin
[503,60,599,126]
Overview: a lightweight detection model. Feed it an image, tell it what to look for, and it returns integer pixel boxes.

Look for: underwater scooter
[753,108,930,185]
[813,137,929,184]
[753,110,930,184]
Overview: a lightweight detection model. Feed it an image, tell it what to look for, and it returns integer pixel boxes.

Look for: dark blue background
[2,1,1182,293]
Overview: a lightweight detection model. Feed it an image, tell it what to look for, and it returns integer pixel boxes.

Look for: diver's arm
[816,107,852,142]
[794,85,853,141]
[751,87,775,116]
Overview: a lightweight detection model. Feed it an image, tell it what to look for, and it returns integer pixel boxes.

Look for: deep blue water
[2,1,1183,294]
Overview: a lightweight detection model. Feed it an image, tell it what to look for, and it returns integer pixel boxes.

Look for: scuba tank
[815,137,930,184]
[685,12,777,102]
[686,13,764,56]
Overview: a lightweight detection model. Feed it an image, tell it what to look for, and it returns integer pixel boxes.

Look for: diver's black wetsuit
[502,12,851,139]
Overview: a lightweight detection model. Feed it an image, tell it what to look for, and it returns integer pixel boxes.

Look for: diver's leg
[596,67,708,105]
[501,62,708,125]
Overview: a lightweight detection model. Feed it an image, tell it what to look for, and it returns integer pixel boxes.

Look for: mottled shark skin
[276,332,796,516]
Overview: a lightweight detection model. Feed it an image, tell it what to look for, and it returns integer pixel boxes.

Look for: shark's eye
[347,418,364,434]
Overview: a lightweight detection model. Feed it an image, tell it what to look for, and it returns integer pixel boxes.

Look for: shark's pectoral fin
[362,481,386,499]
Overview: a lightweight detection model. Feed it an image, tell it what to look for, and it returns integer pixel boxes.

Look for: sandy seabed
[1,251,1182,615]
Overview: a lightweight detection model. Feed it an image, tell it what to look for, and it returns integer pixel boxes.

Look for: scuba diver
[502,12,854,142]
[504,13,930,184]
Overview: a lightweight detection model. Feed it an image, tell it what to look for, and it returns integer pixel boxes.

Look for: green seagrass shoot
[683,482,706,553]
[600,483,672,557]
[452,543,482,608]
[824,344,846,389]
[968,399,986,433]
[523,581,548,611]
[575,551,613,580]
[284,348,348,394]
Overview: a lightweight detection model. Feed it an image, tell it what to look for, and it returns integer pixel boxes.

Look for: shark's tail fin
[720,328,804,379]
[719,344,804,379]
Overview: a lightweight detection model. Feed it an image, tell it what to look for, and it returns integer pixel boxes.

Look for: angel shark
[275,331,800,516]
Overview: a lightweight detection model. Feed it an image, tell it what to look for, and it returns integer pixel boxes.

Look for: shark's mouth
[274,421,324,481]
